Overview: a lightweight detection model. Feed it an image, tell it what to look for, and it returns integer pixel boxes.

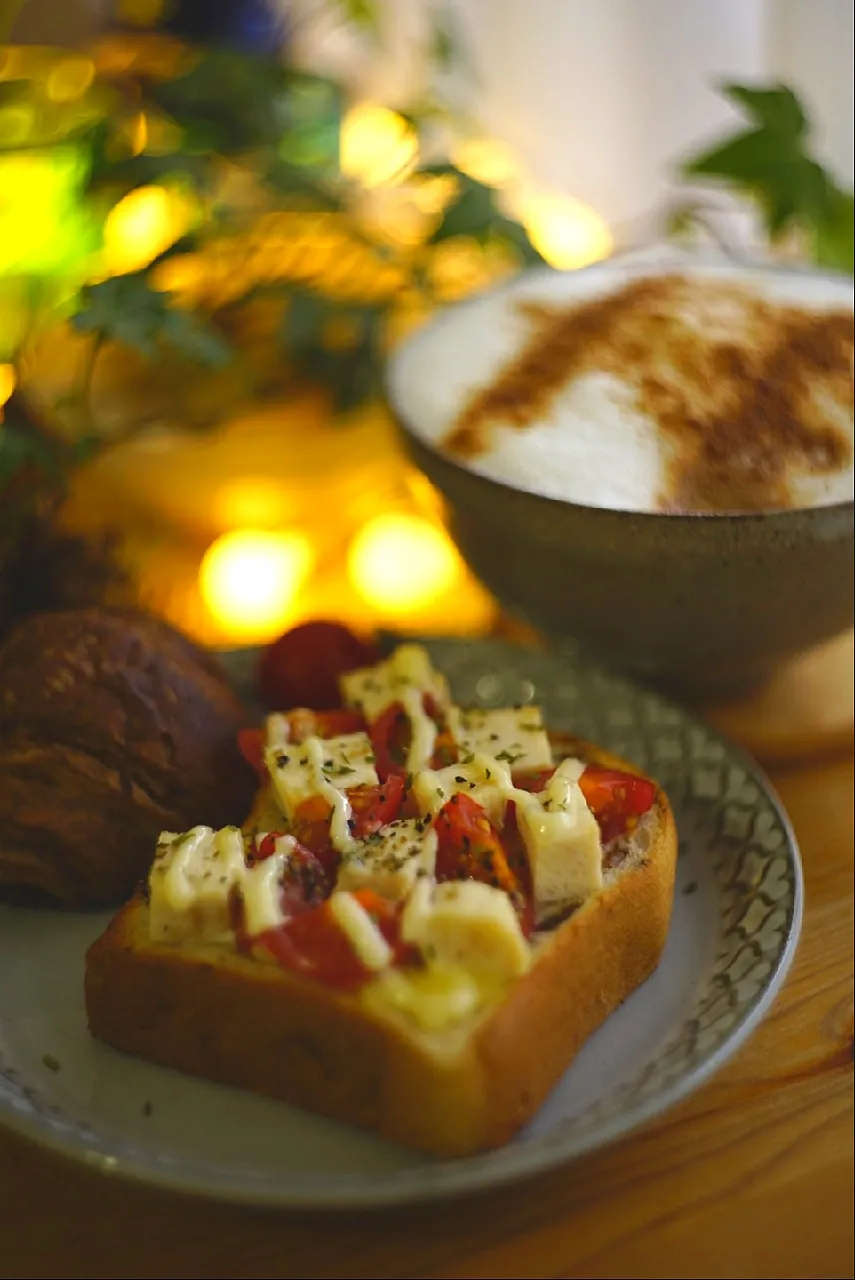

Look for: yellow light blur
[200,529,313,643]
[103,185,194,276]
[348,513,461,615]
[0,105,35,147]
[453,137,518,187]
[215,479,290,531]
[0,363,15,410]
[45,57,95,103]
[341,104,418,188]
[523,193,613,270]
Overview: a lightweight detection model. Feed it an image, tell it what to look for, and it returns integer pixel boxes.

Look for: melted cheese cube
[515,758,602,920]
[265,713,290,748]
[340,644,451,772]
[336,820,438,901]
[265,732,378,817]
[447,706,553,773]
[412,753,511,827]
[149,825,246,943]
[361,962,484,1031]
[401,878,531,980]
[328,891,393,971]
[240,836,296,937]
[340,644,450,722]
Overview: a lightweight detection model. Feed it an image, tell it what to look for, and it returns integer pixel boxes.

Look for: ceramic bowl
[387,258,854,698]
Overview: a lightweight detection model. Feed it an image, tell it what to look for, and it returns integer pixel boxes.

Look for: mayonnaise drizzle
[302,736,357,854]
[400,685,438,772]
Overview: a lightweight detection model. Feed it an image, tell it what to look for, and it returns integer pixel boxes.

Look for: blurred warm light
[103,185,194,276]
[524,193,613,269]
[429,236,496,302]
[215,479,290,531]
[341,104,418,188]
[348,513,461,615]
[0,363,15,412]
[0,104,35,146]
[45,56,95,103]
[200,529,313,643]
[0,149,93,276]
[453,137,518,188]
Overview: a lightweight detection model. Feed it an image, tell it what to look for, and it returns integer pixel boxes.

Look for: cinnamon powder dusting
[443,274,854,511]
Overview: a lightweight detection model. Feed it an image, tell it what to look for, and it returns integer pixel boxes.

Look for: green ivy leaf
[814,187,855,273]
[679,81,853,273]
[73,273,232,367]
[427,170,497,242]
[489,216,545,266]
[266,160,344,211]
[721,82,807,141]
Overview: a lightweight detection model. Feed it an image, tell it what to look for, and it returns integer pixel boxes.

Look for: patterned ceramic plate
[0,638,802,1207]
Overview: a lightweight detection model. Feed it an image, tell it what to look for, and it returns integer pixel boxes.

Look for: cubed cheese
[149,825,246,943]
[361,962,484,1032]
[411,753,512,827]
[149,827,298,943]
[265,733,378,852]
[339,644,451,771]
[515,758,602,920]
[327,891,393,971]
[447,706,553,773]
[336,819,437,901]
[240,836,296,937]
[265,732,378,815]
[339,643,450,721]
[401,878,531,980]
[265,713,290,749]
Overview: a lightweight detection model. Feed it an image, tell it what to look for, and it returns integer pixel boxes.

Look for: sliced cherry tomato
[370,697,453,779]
[578,767,657,844]
[434,792,532,935]
[348,889,420,967]
[258,621,381,712]
[285,707,367,742]
[254,888,415,989]
[347,774,405,839]
[238,728,265,777]
[423,694,457,768]
[233,839,328,950]
[511,767,553,794]
[369,702,411,778]
[256,902,370,990]
[289,795,339,879]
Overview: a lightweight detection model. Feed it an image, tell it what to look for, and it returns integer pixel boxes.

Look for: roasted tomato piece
[289,795,339,879]
[346,774,405,839]
[578,767,656,844]
[233,838,328,949]
[255,888,414,988]
[511,767,553,794]
[370,697,454,779]
[369,702,411,778]
[434,792,532,935]
[237,728,265,777]
[284,707,367,742]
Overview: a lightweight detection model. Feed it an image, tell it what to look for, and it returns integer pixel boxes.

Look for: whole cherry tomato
[257,621,381,711]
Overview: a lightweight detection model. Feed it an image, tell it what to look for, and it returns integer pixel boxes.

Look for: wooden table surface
[1,750,852,1279]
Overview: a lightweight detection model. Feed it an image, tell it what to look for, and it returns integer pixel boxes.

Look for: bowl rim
[385,249,855,526]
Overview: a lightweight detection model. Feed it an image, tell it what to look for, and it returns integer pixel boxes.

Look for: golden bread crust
[85,732,677,1156]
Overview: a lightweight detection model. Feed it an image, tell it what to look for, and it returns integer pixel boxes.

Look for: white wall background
[447,0,854,239]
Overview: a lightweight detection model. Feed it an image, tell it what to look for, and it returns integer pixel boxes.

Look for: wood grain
[0,758,852,1280]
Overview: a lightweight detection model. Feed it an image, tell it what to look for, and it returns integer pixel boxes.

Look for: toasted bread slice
[85,733,677,1157]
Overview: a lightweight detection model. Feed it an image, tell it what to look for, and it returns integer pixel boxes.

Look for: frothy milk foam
[390,260,855,513]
